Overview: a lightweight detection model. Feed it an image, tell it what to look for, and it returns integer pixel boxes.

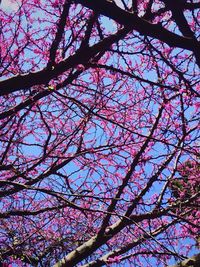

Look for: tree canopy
[0,0,199,266]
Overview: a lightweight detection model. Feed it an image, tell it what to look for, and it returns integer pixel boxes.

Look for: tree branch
[75,0,200,67]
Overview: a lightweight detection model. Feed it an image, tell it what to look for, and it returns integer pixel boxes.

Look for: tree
[169,160,200,249]
[170,160,200,200]
[0,0,199,266]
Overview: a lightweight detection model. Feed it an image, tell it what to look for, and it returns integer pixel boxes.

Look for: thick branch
[75,0,200,67]
[0,27,130,96]
[163,0,194,38]
[47,0,71,68]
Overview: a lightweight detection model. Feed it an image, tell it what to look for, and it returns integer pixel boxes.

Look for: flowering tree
[0,0,199,266]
